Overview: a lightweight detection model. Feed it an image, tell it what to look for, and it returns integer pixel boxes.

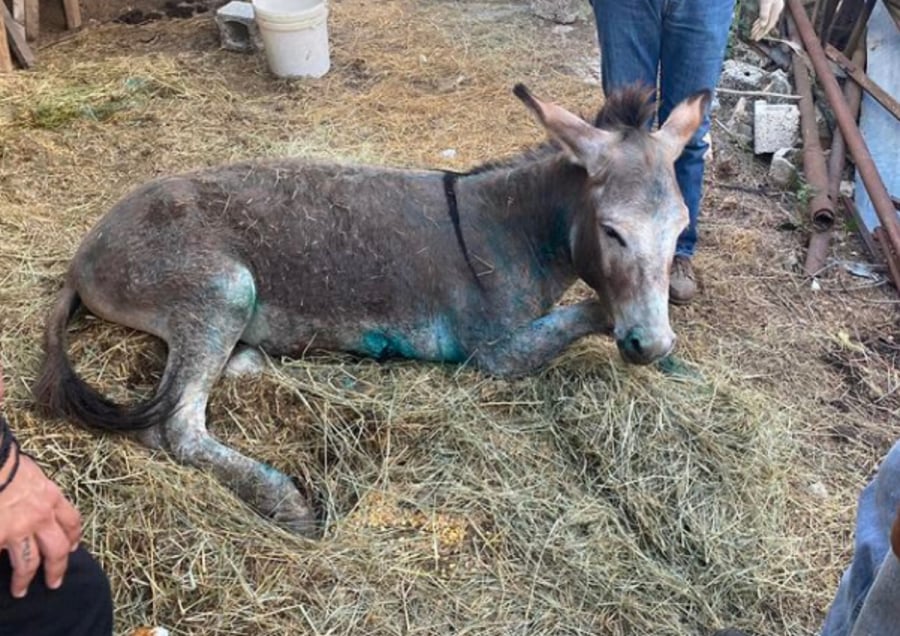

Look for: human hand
[0,452,82,598]
[750,0,785,40]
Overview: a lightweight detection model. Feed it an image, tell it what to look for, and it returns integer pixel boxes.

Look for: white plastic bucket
[252,0,330,78]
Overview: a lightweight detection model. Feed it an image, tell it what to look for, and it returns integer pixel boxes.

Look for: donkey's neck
[457,151,584,283]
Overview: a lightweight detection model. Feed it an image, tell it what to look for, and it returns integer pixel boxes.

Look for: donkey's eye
[602,224,627,248]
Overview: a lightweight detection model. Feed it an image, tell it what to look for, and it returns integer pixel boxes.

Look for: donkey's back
[73,159,495,362]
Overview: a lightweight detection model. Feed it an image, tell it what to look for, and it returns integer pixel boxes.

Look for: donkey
[34,84,709,535]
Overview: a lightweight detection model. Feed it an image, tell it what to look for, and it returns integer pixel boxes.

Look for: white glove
[750,0,785,40]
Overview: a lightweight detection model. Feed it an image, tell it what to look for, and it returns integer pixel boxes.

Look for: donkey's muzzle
[616,326,675,365]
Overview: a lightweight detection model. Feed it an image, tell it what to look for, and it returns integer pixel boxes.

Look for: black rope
[442,171,484,289]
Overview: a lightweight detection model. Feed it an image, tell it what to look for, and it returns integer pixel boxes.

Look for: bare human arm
[0,372,82,599]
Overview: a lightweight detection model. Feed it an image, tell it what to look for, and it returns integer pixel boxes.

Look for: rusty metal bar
[788,0,900,288]
[791,20,835,229]
[828,47,864,205]
[806,232,832,276]
[825,44,900,123]
[874,227,900,287]
[843,0,877,59]
[818,0,840,43]
[789,15,835,276]
[826,0,866,51]
[826,48,874,268]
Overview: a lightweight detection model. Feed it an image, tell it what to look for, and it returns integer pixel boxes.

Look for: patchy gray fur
[33,84,709,534]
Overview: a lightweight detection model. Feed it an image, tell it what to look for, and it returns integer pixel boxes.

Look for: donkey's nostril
[627,335,644,357]
[617,326,648,361]
[616,326,668,365]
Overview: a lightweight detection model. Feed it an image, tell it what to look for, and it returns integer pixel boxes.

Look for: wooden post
[62,0,82,30]
[24,0,38,41]
[0,3,35,68]
[12,0,25,24]
[0,10,13,73]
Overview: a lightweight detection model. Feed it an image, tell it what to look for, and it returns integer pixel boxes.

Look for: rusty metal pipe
[790,16,835,231]
[874,227,900,287]
[844,0,878,59]
[789,16,835,277]
[788,0,900,286]
[827,47,864,204]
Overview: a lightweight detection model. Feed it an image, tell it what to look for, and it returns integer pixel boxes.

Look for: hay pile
[1,1,896,634]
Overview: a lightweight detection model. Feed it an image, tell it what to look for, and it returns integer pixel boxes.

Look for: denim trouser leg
[589,0,735,257]
[658,0,734,257]
[850,553,900,636]
[590,0,662,95]
[821,441,900,636]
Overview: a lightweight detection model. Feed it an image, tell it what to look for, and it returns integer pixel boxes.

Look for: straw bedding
[1,1,898,634]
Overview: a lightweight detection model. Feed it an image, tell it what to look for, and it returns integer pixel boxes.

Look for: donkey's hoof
[274,507,320,537]
[224,346,266,378]
[270,488,320,537]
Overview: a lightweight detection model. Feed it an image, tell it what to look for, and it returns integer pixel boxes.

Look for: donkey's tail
[33,286,179,431]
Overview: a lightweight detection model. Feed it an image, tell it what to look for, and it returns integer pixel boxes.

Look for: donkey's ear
[514,84,611,173]
[652,89,711,161]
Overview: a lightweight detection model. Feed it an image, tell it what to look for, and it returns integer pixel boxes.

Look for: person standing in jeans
[0,366,113,636]
[820,440,900,636]
[588,0,784,303]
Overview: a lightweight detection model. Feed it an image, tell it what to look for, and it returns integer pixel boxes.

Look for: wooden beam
[23,0,38,41]
[0,3,35,68]
[0,10,13,73]
[62,0,82,30]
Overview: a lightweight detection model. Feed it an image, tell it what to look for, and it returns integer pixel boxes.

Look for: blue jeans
[821,441,900,636]
[589,0,735,257]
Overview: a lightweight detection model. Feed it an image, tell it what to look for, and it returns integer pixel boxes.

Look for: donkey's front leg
[472,299,612,377]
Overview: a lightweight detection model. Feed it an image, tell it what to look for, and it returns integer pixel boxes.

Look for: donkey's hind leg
[157,267,316,536]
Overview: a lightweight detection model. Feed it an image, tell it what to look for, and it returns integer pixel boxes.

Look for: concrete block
[840,180,854,199]
[215,1,263,53]
[753,100,800,154]
[763,69,792,96]
[726,97,753,145]
[768,147,796,188]
[721,60,768,90]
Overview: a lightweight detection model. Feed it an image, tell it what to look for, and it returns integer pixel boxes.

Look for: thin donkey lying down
[34,84,709,535]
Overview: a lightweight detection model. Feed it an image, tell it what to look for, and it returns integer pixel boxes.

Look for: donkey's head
[514,83,709,365]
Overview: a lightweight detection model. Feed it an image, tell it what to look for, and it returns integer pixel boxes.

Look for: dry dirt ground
[1,1,899,635]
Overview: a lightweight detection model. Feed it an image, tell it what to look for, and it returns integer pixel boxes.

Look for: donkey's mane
[593,84,656,132]
[457,84,657,177]
[454,142,561,177]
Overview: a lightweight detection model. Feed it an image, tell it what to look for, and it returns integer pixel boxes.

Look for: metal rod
[826,0,860,50]
[811,0,823,33]
[790,17,834,231]
[844,0,877,59]
[819,48,865,271]
[788,0,900,287]
[828,47,864,204]
[789,15,836,277]
[825,44,900,123]
[819,0,840,44]
[874,227,900,288]
[806,231,832,276]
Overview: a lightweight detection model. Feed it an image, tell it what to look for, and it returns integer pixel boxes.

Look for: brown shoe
[670,255,698,305]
